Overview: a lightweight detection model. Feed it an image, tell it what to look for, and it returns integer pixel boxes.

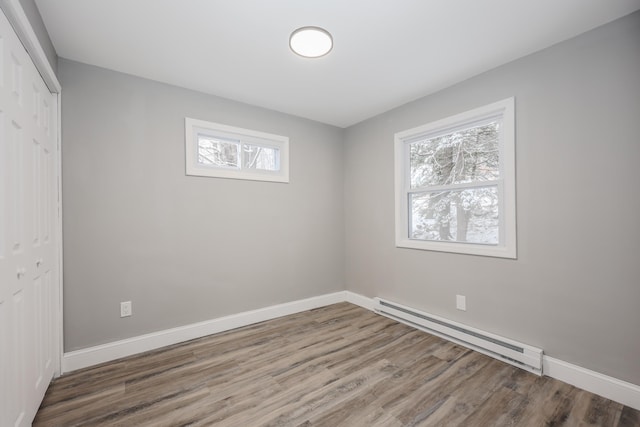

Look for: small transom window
[186,118,289,183]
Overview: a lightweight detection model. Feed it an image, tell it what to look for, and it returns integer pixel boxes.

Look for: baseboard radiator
[373,298,543,375]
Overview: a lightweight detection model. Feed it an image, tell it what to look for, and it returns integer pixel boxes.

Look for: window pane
[197,135,240,168]
[409,121,500,188]
[242,144,279,171]
[410,186,499,244]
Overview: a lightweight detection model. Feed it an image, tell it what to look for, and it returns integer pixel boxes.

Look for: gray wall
[344,11,640,385]
[60,11,640,386]
[60,59,345,351]
[18,0,57,72]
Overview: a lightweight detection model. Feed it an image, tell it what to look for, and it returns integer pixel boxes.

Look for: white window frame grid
[394,97,516,258]
[185,117,289,183]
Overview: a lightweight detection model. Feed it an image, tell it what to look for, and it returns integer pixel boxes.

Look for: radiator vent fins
[374,298,543,375]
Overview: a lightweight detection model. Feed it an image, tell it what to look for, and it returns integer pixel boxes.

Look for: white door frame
[0,0,63,376]
[0,0,59,93]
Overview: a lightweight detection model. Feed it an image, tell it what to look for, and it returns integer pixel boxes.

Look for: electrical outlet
[456,295,466,311]
[120,301,132,317]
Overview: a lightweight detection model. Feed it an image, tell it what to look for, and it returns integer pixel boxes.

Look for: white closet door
[0,6,59,426]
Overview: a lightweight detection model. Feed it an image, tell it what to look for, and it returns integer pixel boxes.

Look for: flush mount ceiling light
[289,26,333,58]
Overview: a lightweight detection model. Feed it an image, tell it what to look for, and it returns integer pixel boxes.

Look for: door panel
[0,7,59,426]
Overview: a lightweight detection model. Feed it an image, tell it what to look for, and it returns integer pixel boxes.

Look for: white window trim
[394,97,516,259]
[185,117,289,183]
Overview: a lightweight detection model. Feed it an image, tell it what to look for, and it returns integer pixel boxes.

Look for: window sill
[396,238,516,259]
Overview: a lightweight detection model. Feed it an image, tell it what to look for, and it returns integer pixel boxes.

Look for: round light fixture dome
[289,26,333,58]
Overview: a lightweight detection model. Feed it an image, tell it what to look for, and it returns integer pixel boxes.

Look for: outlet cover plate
[120,301,132,317]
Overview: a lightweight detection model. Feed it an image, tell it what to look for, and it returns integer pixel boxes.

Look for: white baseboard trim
[344,290,376,310]
[543,356,640,411]
[62,291,347,373]
[62,290,640,411]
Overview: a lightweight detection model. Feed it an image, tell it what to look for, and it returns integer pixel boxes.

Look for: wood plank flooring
[34,303,640,426]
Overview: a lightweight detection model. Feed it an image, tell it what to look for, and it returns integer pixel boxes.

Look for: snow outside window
[185,118,289,183]
[394,98,516,258]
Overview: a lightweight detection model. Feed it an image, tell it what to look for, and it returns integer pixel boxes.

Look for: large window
[185,118,289,183]
[394,98,516,258]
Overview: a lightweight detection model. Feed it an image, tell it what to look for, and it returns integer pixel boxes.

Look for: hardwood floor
[34,303,640,426]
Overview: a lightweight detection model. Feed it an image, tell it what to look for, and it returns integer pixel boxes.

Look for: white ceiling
[35,0,640,128]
